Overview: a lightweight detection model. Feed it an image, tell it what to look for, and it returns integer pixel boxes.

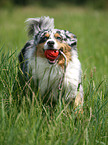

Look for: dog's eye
[43,36,49,41]
[39,36,49,44]
[56,36,62,41]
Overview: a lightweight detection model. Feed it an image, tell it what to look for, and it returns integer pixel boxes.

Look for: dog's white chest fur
[29,57,62,97]
[29,50,81,100]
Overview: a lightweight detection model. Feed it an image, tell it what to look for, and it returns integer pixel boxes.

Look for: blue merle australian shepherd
[18,16,83,111]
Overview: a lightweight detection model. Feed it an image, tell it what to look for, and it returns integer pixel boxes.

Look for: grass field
[0,4,108,145]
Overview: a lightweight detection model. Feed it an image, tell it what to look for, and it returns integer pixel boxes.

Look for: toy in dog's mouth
[44,49,60,64]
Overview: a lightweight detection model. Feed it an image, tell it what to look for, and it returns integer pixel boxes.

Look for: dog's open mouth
[44,49,60,64]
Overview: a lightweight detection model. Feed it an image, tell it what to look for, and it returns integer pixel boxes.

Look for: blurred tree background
[0,0,108,9]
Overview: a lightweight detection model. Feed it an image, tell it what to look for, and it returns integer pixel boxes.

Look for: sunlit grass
[0,49,107,145]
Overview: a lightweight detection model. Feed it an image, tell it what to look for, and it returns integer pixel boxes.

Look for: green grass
[0,5,108,145]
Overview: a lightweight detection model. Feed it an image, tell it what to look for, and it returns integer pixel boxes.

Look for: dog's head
[26,16,77,67]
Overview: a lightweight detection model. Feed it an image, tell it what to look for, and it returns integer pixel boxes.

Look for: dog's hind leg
[74,84,83,114]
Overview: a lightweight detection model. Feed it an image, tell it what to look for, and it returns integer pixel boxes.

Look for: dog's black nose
[47,41,55,47]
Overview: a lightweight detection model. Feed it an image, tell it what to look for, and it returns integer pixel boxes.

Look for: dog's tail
[25,16,54,37]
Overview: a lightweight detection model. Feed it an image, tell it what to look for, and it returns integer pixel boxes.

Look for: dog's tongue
[44,49,59,61]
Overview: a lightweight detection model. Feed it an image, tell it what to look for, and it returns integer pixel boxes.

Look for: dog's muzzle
[44,40,60,64]
[47,40,55,48]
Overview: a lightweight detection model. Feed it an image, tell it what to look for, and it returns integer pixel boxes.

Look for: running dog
[18,16,83,110]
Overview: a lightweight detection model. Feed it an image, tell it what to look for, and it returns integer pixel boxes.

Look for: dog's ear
[70,34,77,48]
[25,16,54,37]
[63,30,77,49]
